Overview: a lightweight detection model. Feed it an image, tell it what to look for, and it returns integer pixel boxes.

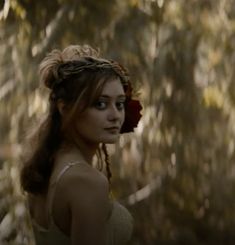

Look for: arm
[66,170,110,245]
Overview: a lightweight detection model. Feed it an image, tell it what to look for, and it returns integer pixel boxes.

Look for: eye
[94,101,107,110]
[116,101,125,110]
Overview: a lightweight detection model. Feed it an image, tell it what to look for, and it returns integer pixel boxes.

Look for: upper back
[30,161,133,245]
[48,161,110,235]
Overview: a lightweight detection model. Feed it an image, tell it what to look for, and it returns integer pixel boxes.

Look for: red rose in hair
[121,82,142,133]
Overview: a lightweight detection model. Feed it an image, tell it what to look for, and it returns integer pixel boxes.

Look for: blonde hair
[39,45,100,89]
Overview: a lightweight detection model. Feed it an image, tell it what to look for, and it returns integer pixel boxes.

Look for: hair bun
[39,49,63,89]
[62,44,99,61]
[39,45,99,90]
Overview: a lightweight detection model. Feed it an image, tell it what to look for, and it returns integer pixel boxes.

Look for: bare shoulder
[58,163,111,244]
[58,163,110,207]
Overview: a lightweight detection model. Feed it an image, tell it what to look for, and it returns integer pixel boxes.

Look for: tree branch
[0,79,16,101]
[34,4,71,61]
[121,176,162,206]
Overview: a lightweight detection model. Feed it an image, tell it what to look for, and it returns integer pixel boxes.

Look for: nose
[107,104,122,121]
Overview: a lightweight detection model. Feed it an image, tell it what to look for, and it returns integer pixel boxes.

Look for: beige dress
[31,163,134,245]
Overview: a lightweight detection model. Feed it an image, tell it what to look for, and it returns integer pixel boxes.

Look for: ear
[57,99,66,116]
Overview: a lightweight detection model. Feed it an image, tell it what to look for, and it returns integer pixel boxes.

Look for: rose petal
[121,99,142,133]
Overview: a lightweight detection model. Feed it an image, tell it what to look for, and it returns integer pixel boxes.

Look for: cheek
[76,111,104,132]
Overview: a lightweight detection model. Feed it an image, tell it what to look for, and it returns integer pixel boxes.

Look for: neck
[63,138,98,165]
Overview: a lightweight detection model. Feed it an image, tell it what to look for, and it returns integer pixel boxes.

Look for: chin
[101,135,120,144]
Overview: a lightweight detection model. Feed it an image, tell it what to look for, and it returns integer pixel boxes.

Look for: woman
[20,44,142,245]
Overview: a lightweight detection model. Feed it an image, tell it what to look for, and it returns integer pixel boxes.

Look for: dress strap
[47,162,82,227]
[51,162,81,187]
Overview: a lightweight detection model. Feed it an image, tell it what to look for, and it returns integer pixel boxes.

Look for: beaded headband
[51,56,142,133]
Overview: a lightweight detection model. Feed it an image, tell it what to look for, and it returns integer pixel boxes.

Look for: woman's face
[74,78,126,145]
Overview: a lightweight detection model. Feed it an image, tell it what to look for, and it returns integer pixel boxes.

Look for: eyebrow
[99,94,126,99]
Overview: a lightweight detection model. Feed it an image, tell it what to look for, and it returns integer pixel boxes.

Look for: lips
[104,127,120,133]
[105,127,120,130]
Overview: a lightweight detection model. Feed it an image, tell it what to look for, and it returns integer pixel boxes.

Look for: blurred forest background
[1,0,235,244]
